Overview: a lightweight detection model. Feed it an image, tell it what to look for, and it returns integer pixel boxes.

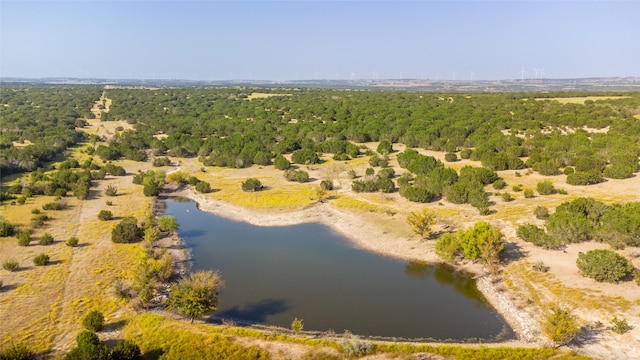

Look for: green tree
[241,178,262,192]
[291,317,304,334]
[165,270,224,323]
[158,215,179,232]
[406,209,436,238]
[537,180,555,195]
[109,340,141,360]
[82,310,105,332]
[273,154,291,170]
[98,210,113,221]
[542,306,580,347]
[435,233,459,262]
[111,217,142,244]
[457,221,504,264]
[576,249,633,283]
[376,140,393,155]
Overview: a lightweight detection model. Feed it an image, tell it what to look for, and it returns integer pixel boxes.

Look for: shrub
[319,180,333,191]
[492,179,507,190]
[516,224,562,249]
[534,206,549,219]
[291,318,304,334]
[195,181,212,193]
[532,260,549,273]
[109,340,141,360]
[563,166,575,175]
[0,220,15,237]
[566,170,603,185]
[2,258,19,272]
[291,148,319,165]
[576,249,633,283]
[444,152,458,162]
[460,148,472,159]
[340,333,373,357]
[66,236,79,247]
[33,253,50,266]
[511,184,523,192]
[82,310,105,332]
[241,178,262,192]
[542,306,580,346]
[17,231,31,246]
[435,233,459,262]
[501,192,513,202]
[610,317,631,334]
[0,344,34,360]
[38,232,54,245]
[376,140,393,155]
[98,210,113,221]
[523,189,535,198]
[273,154,291,170]
[42,200,67,211]
[347,169,356,179]
[111,217,142,243]
[158,216,179,232]
[31,213,50,227]
[104,184,118,196]
[536,180,555,195]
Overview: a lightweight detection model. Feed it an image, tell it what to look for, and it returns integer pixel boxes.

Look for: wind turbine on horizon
[519,66,527,81]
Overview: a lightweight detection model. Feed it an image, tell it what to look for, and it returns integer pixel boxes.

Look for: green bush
[42,200,67,211]
[534,206,549,219]
[291,148,319,164]
[241,178,263,192]
[516,224,563,250]
[576,249,633,283]
[111,217,142,244]
[610,317,631,334]
[501,192,513,202]
[38,232,54,245]
[98,210,113,221]
[376,140,393,155]
[82,310,105,332]
[109,340,141,360]
[566,170,603,185]
[273,154,291,170]
[17,231,31,247]
[195,181,212,193]
[536,180,555,195]
[444,152,458,162]
[523,189,535,198]
[319,180,333,191]
[435,233,459,262]
[66,236,79,247]
[33,253,50,266]
[0,344,34,360]
[492,179,507,190]
[511,184,523,192]
[104,184,118,196]
[2,258,19,272]
[0,220,15,237]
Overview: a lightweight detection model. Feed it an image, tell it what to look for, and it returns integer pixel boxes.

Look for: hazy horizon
[1,1,638,82]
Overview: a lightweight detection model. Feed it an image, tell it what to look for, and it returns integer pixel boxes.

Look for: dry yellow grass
[246,92,292,100]
[535,96,630,104]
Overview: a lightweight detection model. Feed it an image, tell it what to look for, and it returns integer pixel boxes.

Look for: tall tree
[165,270,224,323]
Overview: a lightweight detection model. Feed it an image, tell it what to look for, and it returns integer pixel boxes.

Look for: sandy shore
[164,187,543,347]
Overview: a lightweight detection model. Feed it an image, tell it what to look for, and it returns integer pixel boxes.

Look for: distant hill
[1,76,639,92]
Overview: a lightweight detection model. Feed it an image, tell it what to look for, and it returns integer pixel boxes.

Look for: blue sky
[1,1,638,81]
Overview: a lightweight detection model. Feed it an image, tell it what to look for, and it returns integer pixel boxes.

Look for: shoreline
[161,187,543,347]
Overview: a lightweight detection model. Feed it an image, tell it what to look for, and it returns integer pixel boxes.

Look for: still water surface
[165,198,511,341]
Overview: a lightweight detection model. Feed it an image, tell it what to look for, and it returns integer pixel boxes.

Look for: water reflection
[166,198,511,340]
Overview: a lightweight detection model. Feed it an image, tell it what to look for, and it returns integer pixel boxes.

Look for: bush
[501,192,513,202]
[109,340,141,360]
[376,140,393,155]
[241,178,263,192]
[195,181,212,193]
[460,148,472,159]
[0,344,34,360]
[492,179,507,190]
[111,217,142,243]
[435,233,459,262]
[33,253,50,266]
[17,231,31,246]
[347,169,356,179]
[66,236,79,247]
[82,310,105,332]
[284,169,309,183]
[98,210,113,221]
[532,260,549,273]
[444,152,458,162]
[104,184,118,196]
[610,317,631,334]
[31,213,50,227]
[38,232,54,245]
[563,166,575,175]
[534,206,549,219]
[291,148,319,164]
[291,318,304,334]
[542,306,580,346]
[273,154,291,170]
[319,180,333,191]
[511,184,523,192]
[42,200,67,211]
[536,180,555,195]
[2,258,19,272]
[0,220,15,237]
[566,170,604,185]
[576,249,633,283]
[516,224,562,250]
[523,189,535,198]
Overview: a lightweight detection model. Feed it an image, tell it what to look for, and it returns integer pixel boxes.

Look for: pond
[165,198,512,341]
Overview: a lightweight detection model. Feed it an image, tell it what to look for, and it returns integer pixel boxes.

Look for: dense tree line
[2,86,639,184]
